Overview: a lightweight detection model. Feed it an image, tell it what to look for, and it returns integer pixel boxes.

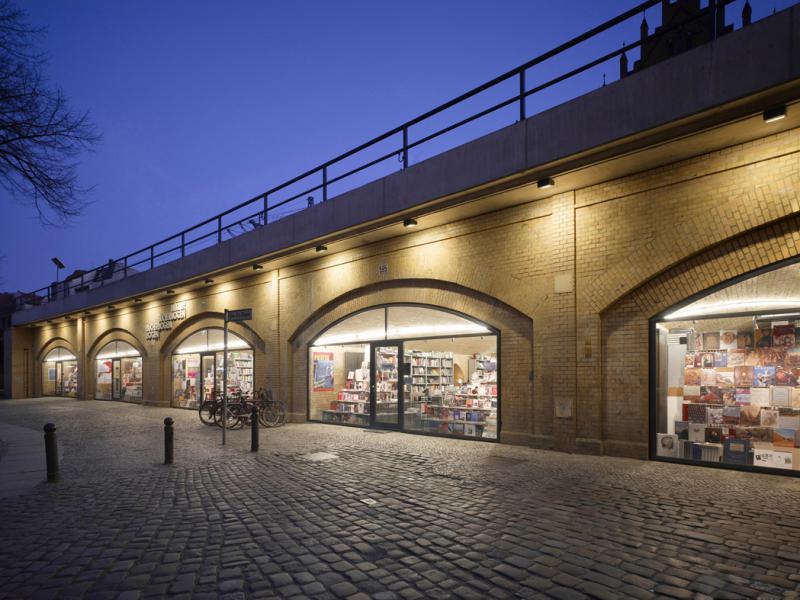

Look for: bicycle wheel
[259,400,282,427]
[214,404,241,429]
[198,401,217,426]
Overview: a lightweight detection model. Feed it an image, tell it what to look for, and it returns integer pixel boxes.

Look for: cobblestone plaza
[1,398,799,599]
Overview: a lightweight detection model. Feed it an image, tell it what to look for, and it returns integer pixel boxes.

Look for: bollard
[43,423,59,483]
[164,417,174,465]
[251,404,259,452]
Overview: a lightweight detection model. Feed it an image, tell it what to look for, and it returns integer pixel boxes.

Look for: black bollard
[251,404,259,452]
[43,423,59,483]
[164,417,174,465]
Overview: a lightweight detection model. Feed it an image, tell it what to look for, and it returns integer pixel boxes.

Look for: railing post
[181,232,185,258]
[402,126,409,169]
[123,256,128,278]
[164,417,174,465]
[43,423,59,483]
[322,166,328,203]
[251,404,259,452]
[263,193,268,224]
[217,216,223,243]
[519,70,526,121]
[150,246,154,270]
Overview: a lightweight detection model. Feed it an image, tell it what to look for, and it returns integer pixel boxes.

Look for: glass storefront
[95,341,142,402]
[308,305,499,440]
[654,263,800,473]
[42,347,78,397]
[171,328,254,409]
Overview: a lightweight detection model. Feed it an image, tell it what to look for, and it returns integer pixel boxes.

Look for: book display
[658,318,800,472]
[321,365,371,425]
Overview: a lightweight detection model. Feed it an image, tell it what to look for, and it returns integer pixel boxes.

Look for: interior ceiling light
[252,264,263,270]
[403,218,418,228]
[315,245,328,253]
[763,105,787,123]
[663,298,800,320]
[537,177,555,189]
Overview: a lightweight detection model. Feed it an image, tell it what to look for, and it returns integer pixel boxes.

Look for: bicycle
[254,388,286,427]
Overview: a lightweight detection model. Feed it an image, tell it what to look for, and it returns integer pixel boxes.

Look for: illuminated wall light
[204,278,214,284]
[663,298,800,320]
[83,311,91,316]
[107,305,116,310]
[763,106,787,123]
[252,264,263,271]
[134,297,142,303]
[403,218,418,228]
[165,289,175,295]
[537,177,555,189]
[315,245,328,253]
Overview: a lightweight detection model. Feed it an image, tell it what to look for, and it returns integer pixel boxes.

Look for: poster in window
[312,352,335,391]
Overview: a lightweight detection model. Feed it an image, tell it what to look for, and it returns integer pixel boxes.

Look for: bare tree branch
[0,0,99,224]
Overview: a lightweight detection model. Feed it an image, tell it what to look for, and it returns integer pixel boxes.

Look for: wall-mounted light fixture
[763,106,787,123]
[64,315,72,320]
[315,245,328,253]
[403,218,418,228]
[83,311,91,316]
[537,177,555,189]
[204,278,214,284]
[107,305,116,310]
[252,264,263,271]
[134,297,142,303]
[165,289,175,295]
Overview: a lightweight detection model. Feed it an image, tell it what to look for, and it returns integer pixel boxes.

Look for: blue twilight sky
[0,0,794,292]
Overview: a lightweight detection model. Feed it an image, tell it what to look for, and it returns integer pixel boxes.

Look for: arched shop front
[171,328,254,409]
[94,341,143,402]
[308,304,499,440]
[42,347,78,397]
[653,260,800,475]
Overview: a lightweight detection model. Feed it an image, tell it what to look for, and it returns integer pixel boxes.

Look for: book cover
[684,368,701,386]
[691,442,703,460]
[683,385,701,402]
[694,333,704,352]
[760,408,779,428]
[715,368,735,387]
[657,434,679,457]
[785,347,800,367]
[723,438,751,464]
[773,325,796,348]
[750,426,774,442]
[754,450,793,470]
[760,347,785,366]
[722,406,741,425]
[705,427,723,443]
[687,404,707,423]
[735,387,751,405]
[700,369,717,387]
[719,388,736,406]
[740,405,762,427]
[753,366,776,388]
[699,386,720,404]
[744,349,761,366]
[734,366,754,387]
[685,353,695,367]
[771,386,792,408]
[737,331,755,349]
[755,329,773,348]
[675,421,689,440]
[772,428,797,448]
[727,349,747,367]
[720,331,738,351]
[703,332,720,351]
[778,412,800,430]
[707,407,723,425]
[688,422,706,441]
[775,367,797,386]
[713,352,727,368]
[750,387,771,407]
[701,352,716,368]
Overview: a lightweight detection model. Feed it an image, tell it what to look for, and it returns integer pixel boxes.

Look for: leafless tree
[0,0,99,224]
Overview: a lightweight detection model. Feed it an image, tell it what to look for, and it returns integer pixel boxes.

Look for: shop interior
[42,347,78,397]
[308,305,498,440]
[655,262,800,472]
[171,328,254,409]
[95,341,143,402]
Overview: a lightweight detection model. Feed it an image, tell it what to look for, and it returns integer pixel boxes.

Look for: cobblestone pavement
[1,398,799,600]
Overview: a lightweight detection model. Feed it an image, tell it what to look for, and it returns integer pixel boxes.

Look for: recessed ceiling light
[537,177,555,189]
[315,245,328,253]
[763,106,787,123]
[403,218,418,228]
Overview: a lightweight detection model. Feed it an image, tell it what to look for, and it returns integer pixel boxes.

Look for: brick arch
[87,328,148,361]
[286,278,534,446]
[599,213,800,459]
[158,311,266,409]
[37,336,77,362]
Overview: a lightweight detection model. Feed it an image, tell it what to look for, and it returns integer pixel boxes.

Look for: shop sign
[146,302,187,341]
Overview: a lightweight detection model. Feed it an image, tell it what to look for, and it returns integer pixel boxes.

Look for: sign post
[222,308,253,446]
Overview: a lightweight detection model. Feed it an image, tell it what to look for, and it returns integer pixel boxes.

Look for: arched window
[42,346,78,397]
[653,260,800,473]
[309,304,498,440]
[95,341,142,402]
[171,328,254,409]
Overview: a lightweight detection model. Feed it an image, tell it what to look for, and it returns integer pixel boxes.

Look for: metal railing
[17,0,760,310]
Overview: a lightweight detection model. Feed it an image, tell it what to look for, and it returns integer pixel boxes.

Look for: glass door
[55,362,63,395]
[201,353,216,402]
[112,359,121,400]
[371,343,402,429]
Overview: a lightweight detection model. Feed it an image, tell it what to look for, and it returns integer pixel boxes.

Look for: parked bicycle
[198,388,286,429]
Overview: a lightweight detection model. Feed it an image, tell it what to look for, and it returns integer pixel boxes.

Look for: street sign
[226,308,252,323]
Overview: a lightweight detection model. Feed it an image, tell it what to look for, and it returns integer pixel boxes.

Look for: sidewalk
[0,422,47,497]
